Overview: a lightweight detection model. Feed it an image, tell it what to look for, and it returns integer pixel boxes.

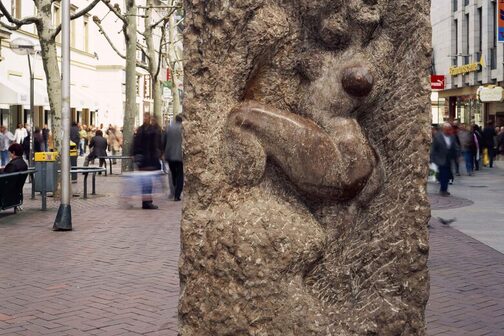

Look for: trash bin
[34,152,59,193]
[70,141,78,181]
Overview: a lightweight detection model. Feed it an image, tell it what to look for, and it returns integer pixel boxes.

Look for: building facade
[432,0,504,126]
[0,0,179,134]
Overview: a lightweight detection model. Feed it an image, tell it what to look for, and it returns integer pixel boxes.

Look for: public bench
[68,167,107,199]
[98,156,132,175]
[0,169,35,213]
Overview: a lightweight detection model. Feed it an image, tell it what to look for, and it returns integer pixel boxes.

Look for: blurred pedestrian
[22,124,31,161]
[457,124,475,176]
[42,124,49,151]
[84,130,107,169]
[164,115,184,201]
[0,125,14,166]
[13,123,27,145]
[482,121,497,168]
[133,112,162,209]
[108,126,122,164]
[431,123,457,196]
[33,128,44,153]
[472,124,483,171]
[79,125,87,156]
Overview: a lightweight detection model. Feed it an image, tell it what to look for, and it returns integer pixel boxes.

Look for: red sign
[166,68,171,81]
[431,75,445,90]
[499,0,504,42]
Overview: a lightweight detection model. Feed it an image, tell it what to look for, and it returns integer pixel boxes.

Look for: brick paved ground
[0,172,180,336]
[427,218,504,336]
[1,167,504,335]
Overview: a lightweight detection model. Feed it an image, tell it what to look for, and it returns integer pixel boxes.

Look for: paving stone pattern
[0,174,180,336]
[427,218,504,336]
[1,172,504,335]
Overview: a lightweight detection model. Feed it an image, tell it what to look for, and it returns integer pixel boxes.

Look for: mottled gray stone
[180,1,431,335]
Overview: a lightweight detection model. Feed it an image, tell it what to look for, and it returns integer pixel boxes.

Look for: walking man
[431,123,457,196]
[164,115,184,201]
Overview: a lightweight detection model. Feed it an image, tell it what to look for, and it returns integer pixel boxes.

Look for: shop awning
[0,75,29,105]
[6,75,50,108]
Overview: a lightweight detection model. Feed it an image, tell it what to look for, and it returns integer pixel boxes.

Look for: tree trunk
[168,10,181,116]
[122,0,138,172]
[39,34,62,152]
[144,0,162,121]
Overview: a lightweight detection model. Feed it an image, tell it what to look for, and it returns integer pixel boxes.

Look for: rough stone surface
[180,1,432,335]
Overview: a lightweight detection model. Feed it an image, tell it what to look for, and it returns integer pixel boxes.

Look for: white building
[432,0,504,126]
[0,0,179,133]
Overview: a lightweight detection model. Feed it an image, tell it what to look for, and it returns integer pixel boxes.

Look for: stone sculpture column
[180,1,431,335]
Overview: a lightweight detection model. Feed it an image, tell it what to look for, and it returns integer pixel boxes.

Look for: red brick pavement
[0,175,180,336]
[1,175,504,335]
[427,218,504,336]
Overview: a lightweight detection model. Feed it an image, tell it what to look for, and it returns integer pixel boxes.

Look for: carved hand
[224,101,377,201]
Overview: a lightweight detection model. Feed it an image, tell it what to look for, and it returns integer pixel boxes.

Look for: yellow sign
[449,56,485,76]
[34,152,59,162]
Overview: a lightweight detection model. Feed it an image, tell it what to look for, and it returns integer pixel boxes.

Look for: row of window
[121,75,153,99]
[453,0,472,12]
[453,2,498,69]
[11,0,90,53]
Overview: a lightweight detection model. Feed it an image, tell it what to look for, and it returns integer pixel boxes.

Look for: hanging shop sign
[449,56,485,76]
[431,75,445,90]
[499,0,504,42]
[478,86,504,102]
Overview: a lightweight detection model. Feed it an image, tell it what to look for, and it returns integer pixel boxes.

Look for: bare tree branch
[51,0,100,40]
[155,25,166,80]
[93,17,126,59]
[0,1,40,29]
[94,17,149,71]
[100,0,126,24]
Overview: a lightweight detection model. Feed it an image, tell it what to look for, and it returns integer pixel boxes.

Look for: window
[453,0,458,12]
[84,15,90,52]
[70,6,77,48]
[478,7,482,53]
[136,75,141,97]
[464,0,469,6]
[464,14,469,64]
[12,0,22,19]
[493,1,497,47]
[491,48,497,70]
[454,19,458,66]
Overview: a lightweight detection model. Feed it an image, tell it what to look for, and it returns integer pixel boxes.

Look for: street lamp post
[10,38,35,167]
[53,0,72,231]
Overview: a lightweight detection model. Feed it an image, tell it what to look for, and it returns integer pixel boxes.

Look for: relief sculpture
[180,1,432,335]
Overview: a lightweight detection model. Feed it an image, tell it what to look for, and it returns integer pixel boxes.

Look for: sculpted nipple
[341,65,374,98]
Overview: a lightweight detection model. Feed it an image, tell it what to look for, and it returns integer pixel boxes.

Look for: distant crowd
[0,114,184,209]
[430,120,502,196]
